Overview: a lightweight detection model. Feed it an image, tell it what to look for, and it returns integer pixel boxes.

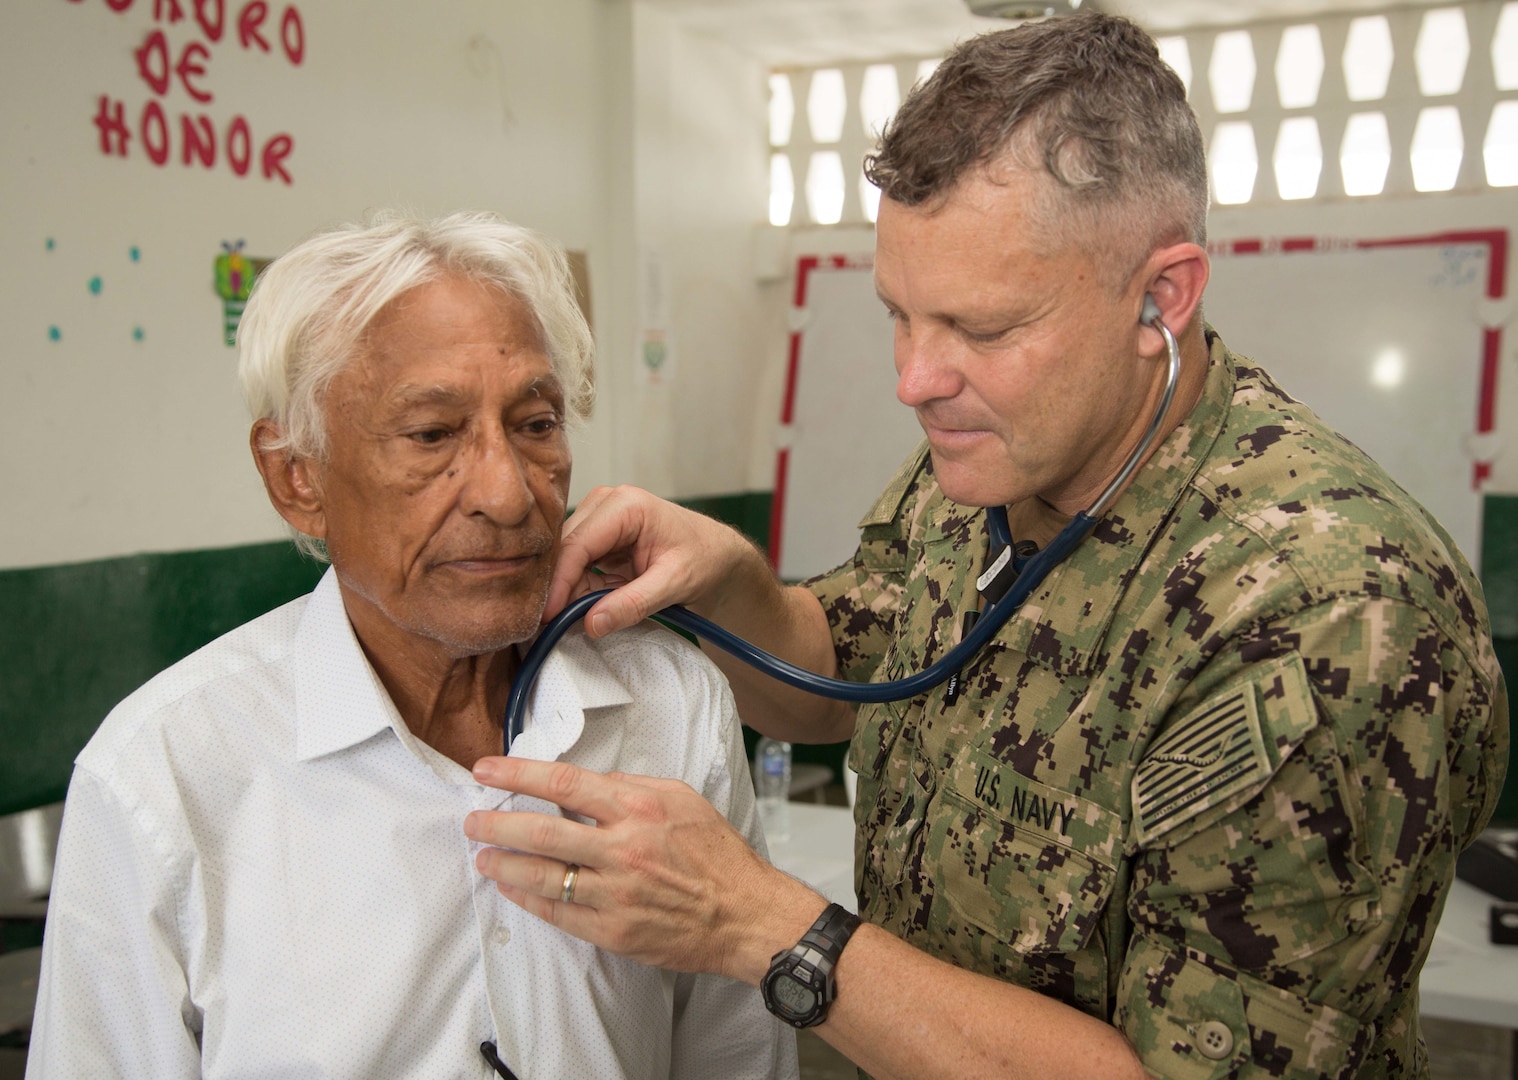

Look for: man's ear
[1135,241,1209,359]
[250,419,327,541]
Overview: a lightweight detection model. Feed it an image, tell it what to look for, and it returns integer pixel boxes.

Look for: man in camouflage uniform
[464,12,1508,1079]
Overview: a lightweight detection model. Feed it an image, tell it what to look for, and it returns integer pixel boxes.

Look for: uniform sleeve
[1114,593,1508,1080]
[27,767,202,1079]
[668,671,800,1080]
[802,442,927,683]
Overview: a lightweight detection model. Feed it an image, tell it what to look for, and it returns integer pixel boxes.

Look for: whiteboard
[769,234,1505,579]
[1203,232,1504,565]
[773,256,923,580]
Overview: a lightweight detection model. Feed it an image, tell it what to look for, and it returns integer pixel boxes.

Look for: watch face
[772,974,818,1015]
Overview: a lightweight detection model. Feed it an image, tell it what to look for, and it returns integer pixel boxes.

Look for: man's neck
[337,586,519,770]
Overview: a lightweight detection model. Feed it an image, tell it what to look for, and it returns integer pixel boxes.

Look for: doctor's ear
[250,419,329,541]
[1135,242,1209,357]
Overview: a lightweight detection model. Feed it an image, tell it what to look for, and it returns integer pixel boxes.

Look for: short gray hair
[865,13,1207,276]
[238,209,595,464]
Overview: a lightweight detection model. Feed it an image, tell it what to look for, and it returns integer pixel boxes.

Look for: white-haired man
[27,211,798,1080]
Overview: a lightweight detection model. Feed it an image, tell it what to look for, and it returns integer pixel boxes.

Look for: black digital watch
[760,902,862,1029]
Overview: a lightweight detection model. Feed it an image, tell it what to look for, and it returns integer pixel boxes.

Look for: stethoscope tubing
[503,311,1182,752]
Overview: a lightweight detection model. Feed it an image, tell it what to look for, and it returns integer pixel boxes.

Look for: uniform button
[1196,1020,1233,1060]
[493,926,511,945]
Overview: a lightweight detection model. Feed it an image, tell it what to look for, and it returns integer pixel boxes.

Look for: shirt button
[1196,1020,1234,1060]
[493,926,511,946]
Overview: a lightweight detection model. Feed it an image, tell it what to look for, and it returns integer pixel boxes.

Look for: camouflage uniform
[807,331,1508,1079]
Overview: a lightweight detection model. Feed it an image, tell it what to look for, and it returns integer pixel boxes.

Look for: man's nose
[457,428,534,525]
[895,327,961,408]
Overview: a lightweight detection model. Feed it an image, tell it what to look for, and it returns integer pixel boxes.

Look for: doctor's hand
[544,485,773,640]
[464,755,826,983]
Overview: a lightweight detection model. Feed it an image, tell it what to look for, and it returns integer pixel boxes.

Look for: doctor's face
[874,164,1163,514]
[308,275,571,658]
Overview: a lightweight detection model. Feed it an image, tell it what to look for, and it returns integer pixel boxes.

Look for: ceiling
[643,0,1450,67]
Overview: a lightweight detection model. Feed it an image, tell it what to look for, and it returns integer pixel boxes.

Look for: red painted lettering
[177,41,213,103]
[181,113,216,167]
[280,6,304,65]
[154,0,184,22]
[106,0,134,11]
[141,100,170,165]
[237,1,269,52]
[260,133,293,184]
[135,30,170,95]
[194,0,224,43]
[93,96,131,156]
[226,115,252,175]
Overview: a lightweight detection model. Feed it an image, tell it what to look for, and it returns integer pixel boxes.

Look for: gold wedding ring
[560,863,580,904]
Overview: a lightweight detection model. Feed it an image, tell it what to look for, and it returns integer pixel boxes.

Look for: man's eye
[409,428,451,445]
[522,416,562,437]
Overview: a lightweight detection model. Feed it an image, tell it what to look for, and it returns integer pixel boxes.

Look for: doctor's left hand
[464,755,824,984]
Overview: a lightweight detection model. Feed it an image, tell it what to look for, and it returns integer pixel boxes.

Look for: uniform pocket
[919,753,1120,1012]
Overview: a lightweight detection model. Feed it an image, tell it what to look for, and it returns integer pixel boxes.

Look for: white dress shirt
[28,569,798,1080]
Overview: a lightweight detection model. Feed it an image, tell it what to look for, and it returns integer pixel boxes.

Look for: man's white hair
[238,209,595,464]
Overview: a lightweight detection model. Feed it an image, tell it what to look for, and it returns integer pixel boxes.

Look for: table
[765,804,1518,1032]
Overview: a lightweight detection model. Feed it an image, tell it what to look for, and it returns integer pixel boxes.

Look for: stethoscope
[502,295,1181,752]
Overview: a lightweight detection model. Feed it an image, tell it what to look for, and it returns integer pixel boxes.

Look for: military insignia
[1132,686,1270,845]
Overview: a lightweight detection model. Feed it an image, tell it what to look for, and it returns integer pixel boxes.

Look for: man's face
[309,275,571,658]
[874,165,1162,513]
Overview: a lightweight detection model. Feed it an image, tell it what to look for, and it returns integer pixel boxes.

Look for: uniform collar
[292,567,634,763]
[943,330,1237,676]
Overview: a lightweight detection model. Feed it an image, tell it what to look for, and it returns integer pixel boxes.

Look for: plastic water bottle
[753,737,792,843]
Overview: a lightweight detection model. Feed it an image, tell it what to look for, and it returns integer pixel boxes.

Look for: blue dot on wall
[88,276,103,295]
[129,246,140,262]
[132,326,145,341]
[48,326,61,342]
[45,238,55,252]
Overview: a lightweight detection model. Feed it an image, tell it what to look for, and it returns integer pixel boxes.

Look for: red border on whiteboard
[1208,230,1507,488]
[770,254,877,570]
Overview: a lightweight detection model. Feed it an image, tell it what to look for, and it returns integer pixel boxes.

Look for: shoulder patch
[1132,688,1268,846]
[857,439,930,528]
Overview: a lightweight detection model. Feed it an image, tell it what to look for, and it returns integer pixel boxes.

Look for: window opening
[1210,121,1259,204]
[769,153,795,227]
[806,151,846,224]
[1276,24,1325,109]
[1410,106,1464,191]
[1414,8,1470,97]
[1155,36,1192,95]
[1210,30,1257,113]
[1483,100,1518,185]
[1343,16,1394,102]
[769,73,794,148]
[1273,116,1323,199]
[860,175,882,223]
[1494,3,1518,91]
[1341,111,1392,195]
[860,64,901,139]
[806,69,846,144]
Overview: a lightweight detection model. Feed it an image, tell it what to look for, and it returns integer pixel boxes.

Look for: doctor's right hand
[544,485,773,639]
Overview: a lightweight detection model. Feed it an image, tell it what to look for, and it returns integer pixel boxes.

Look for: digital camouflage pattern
[807,331,1508,1079]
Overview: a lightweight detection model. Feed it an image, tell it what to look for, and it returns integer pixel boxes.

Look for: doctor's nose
[895,334,962,409]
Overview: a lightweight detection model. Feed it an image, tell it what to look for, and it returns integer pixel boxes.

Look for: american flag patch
[1132,686,1270,845]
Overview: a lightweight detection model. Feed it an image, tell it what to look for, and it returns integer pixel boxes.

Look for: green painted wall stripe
[0,543,326,817]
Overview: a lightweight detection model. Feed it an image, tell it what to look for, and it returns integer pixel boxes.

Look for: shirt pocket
[923,750,1121,1011]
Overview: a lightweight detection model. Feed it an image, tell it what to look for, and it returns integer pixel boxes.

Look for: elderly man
[462,14,1508,1080]
[27,211,798,1080]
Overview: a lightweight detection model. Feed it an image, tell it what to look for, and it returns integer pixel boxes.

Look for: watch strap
[798,902,861,958]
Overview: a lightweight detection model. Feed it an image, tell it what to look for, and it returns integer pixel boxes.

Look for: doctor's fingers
[470,756,694,826]
[464,808,607,870]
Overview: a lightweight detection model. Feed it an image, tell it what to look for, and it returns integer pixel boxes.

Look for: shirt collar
[291,568,636,764]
